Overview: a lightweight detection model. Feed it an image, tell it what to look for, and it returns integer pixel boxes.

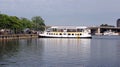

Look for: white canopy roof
[51,26,87,29]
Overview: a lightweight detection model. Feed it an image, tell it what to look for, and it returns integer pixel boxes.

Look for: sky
[0,0,120,26]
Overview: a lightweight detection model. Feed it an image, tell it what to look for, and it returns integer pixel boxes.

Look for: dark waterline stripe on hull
[38,36,92,39]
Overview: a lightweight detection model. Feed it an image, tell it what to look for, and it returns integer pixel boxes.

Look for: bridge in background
[88,26,120,35]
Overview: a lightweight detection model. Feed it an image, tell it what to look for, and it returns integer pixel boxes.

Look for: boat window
[67,29,76,32]
[72,33,74,35]
[60,33,62,35]
[76,34,79,35]
[47,28,51,32]
[60,29,63,32]
[68,33,71,35]
[80,33,82,35]
[53,28,57,32]
[77,29,83,32]
[58,29,61,32]
[56,33,58,35]
[50,33,52,35]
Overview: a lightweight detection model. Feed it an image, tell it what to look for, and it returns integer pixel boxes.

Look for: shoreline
[0,34,38,40]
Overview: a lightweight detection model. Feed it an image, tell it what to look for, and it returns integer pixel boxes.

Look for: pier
[0,34,38,40]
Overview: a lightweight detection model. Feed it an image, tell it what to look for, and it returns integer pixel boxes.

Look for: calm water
[0,36,120,67]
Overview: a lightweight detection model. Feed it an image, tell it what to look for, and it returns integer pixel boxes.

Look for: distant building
[117,19,120,27]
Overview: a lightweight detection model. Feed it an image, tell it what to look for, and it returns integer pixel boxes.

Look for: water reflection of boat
[41,38,91,61]
[103,30,119,36]
[42,38,91,48]
[39,26,92,38]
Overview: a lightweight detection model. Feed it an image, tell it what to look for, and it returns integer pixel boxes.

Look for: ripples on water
[0,36,120,67]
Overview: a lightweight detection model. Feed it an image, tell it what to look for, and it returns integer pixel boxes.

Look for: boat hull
[39,36,92,39]
[38,35,92,39]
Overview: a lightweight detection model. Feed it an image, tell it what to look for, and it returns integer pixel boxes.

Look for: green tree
[0,14,10,29]
[0,14,23,33]
[0,14,46,34]
[32,16,45,31]
[100,24,114,27]
[8,16,23,33]
[20,17,33,29]
[0,14,21,29]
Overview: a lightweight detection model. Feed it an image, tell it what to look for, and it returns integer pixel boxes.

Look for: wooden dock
[0,34,38,40]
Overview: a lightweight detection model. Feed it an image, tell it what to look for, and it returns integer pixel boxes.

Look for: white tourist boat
[103,30,119,36]
[39,26,92,38]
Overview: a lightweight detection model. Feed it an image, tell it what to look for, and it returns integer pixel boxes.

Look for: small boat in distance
[39,26,92,38]
[103,30,119,36]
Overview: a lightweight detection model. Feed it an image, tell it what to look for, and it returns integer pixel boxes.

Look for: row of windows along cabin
[46,28,85,32]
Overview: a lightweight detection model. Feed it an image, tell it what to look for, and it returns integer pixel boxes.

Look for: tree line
[0,14,45,34]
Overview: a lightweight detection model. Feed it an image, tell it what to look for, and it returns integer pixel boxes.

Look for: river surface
[0,36,120,67]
